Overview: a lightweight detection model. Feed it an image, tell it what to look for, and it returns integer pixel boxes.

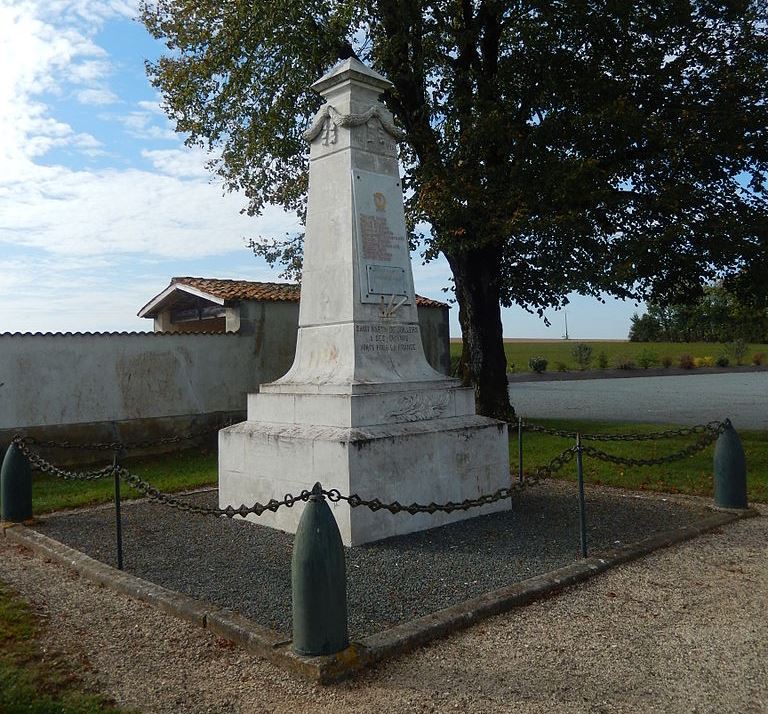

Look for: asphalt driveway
[509,372,768,429]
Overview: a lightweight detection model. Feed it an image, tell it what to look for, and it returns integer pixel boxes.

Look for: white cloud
[0,161,299,259]
[76,87,118,105]
[0,0,303,333]
[111,110,177,140]
[141,147,213,178]
[137,99,163,113]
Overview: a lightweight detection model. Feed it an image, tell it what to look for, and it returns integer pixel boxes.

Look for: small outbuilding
[138,277,451,374]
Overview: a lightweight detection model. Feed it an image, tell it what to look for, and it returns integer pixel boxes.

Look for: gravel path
[33,483,709,638]
[1,498,765,713]
[509,372,768,428]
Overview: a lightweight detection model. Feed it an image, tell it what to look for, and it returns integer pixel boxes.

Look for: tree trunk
[447,246,514,420]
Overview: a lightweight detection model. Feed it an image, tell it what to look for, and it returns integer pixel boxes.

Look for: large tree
[629,284,768,342]
[142,1,768,418]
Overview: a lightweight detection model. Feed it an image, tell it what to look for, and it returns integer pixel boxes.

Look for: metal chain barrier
[11,437,116,481]
[520,419,727,442]
[114,465,314,517]
[580,427,724,467]
[324,446,577,515]
[12,421,229,453]
[9,419,728,518]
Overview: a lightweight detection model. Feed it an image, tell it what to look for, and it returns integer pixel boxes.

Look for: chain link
[114,465,315,517]
[10,419,730,516]
[327,446,577,515]
[580,428,723,467]
[11,437,116,481]
[519,419,727,442]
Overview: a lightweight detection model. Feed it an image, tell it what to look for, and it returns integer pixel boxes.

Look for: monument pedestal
[218,58,510,545]
[219,386,508,546]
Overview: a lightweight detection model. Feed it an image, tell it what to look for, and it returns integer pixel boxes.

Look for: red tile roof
[171,277,447,308]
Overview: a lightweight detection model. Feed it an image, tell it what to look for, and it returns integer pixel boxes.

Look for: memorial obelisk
[218,58,510,545]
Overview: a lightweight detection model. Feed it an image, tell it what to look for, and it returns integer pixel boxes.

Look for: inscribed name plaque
[355,323,420,355]
[353,169,415,305]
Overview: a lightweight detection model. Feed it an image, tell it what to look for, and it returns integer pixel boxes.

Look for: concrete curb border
[2,506,758,683]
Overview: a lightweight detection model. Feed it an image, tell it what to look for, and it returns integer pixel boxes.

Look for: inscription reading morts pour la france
[355,324,419,354]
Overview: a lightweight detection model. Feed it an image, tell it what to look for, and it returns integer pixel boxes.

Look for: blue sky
[0,0,642,337]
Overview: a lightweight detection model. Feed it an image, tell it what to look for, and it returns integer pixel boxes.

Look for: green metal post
[713,420,748,510]
[576,435,588,558]
[1,443,33,523]
[291,482,349,656]
[113,450,124,570]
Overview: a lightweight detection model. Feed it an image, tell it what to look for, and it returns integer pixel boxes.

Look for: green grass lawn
[29,448,218,515]
[0,582,124,713]
[450,340,768,373]
[515,418,768,503]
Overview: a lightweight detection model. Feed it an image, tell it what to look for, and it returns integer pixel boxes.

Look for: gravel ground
[33,482,709,638]
[0,498,765,713]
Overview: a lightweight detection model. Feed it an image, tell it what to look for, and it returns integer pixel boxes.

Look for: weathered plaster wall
[0,333,260,431]
[417,304,451,376]
[0,303,449,446]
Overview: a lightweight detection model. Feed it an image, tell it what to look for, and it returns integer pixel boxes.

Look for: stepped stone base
[218,414,509,546]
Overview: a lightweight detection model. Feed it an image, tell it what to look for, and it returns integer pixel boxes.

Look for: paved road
[509,372,768,429]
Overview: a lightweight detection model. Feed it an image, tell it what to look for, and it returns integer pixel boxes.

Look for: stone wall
[0,306,449,451]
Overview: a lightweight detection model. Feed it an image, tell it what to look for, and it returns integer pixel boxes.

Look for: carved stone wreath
[303,103,406,145]
[386,392,450,422]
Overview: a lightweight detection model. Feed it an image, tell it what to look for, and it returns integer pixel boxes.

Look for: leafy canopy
[142,0,768,316]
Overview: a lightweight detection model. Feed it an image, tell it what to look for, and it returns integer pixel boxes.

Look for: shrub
[597,351,609,369]
[715,354,730,367]
[679,353,695,369]
[614,355,636,370]
[571,342,593,370]
[661,355,673,368]
[726,339,748,365]
[529,356,548,374]
[555,360,569,372]
[694,356,715,368]
[508,361,516,373]
[637,349,659,369]
[753,352,766,366]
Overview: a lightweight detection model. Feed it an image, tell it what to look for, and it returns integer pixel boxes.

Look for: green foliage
[726,339,749,366]
[637,349,659,369]
[716,354,730,367]
[451,340,768,373]
[554,360,569,372]
[596,351,609,369]
[679,353,695,369]
[629,286,768,343]
[614,355,636,370]
[142,1,768,417]
[570,342,593,370]
[529,356,548,374]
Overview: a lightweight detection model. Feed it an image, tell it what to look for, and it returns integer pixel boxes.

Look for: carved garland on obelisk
[303,103,405,146]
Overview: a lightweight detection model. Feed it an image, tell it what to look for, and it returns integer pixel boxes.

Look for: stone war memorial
[218,58,509,545]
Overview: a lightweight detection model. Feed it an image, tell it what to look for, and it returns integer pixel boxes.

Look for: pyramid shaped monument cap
[311,56,392,96]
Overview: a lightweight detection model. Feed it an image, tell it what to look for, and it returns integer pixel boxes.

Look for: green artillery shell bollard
[291,482,349,657]
[1,443,33,523]
[713,420,748,510]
